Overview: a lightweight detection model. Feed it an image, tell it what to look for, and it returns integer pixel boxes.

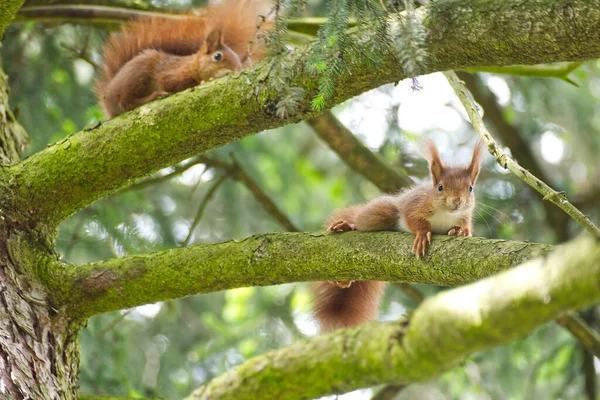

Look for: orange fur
[96,0,273,117]
[313,139,485,332]
[312,281,386,332]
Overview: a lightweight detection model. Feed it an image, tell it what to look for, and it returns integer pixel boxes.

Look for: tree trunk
[0,55,80,400]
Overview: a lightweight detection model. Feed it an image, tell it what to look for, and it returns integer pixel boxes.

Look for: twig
[100,310,132,335]
[198,155,300,232]
[60,41,99,70]
[124,157,207,193]
[444,70,600,238]
[182,174,229,247]
[457,72,570,241]
[464,62,583,85]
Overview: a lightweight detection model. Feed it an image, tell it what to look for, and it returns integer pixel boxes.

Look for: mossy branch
[444,70,600,238]
[49,233,551,319]
[187,234,600,400]
[456,72,571,241]
[8,0,600,229]
[0,0,26,37]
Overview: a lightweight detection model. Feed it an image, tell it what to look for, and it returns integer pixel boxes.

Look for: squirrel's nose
[452,198,461,206]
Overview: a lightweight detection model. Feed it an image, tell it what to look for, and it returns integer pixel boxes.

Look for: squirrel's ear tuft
[469,139,485,183]
[419,137,444,185]
[204,30,222,53]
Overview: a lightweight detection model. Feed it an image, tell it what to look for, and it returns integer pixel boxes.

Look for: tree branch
[186,234,600,400]
[307,110,413,192]
[444,70,600,238]
[456,72,571,241]
[182,174,229,246]
[464,62,583,83]
[0,0,26,36]
[48,233,551,319]
[557,312,600,358]
[13,5,172,26]
[8,0,600,229]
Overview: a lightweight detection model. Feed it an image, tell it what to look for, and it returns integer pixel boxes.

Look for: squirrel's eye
[438,184,443,192]
[213,52,223,61]
[469,185,473,193]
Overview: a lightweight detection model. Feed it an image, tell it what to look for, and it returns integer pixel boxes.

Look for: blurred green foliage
[2,1,600,398]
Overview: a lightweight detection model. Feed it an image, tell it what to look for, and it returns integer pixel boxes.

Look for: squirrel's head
[420,138,484,212]
[198,30,244,81]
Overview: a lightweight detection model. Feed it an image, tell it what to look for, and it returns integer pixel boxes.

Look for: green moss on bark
[0,0,26,36]
[43,232,552,319]
[187,235,600,400]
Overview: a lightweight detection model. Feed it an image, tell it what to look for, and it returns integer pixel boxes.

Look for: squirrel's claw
[328,220,357,233]
[448,227,471,237]
[412,231,431,258]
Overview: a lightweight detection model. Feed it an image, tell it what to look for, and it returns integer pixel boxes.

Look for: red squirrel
[96,0,273,117]
[313,138,484,332]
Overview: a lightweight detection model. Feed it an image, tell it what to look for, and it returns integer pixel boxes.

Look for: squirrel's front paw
[327,220,357,232]
[448,226,471,236]
[412,231,431,258]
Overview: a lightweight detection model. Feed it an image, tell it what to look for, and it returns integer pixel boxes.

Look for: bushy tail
[97,0,273,93]
[312,281,386,332]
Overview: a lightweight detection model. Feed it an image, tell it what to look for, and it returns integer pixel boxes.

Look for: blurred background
[3,0,600,398]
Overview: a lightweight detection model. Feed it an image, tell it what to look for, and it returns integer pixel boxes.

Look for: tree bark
[188,234,600,400]
[48,233,551,319]
[0,54,80,400]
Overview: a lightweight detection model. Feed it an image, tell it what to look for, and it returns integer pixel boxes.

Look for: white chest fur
[427,210,463,234]
[397,211,462,234]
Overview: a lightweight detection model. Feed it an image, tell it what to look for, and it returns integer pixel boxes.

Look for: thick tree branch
[187,234,600,400]
[48,233,551,319]
[0,0,26,35]
[444,70,600,238]
[8,0,600,229]
[308,111,413,192]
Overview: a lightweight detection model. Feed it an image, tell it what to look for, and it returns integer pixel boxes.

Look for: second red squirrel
[313,138,484,332]
[96,0,273,117]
